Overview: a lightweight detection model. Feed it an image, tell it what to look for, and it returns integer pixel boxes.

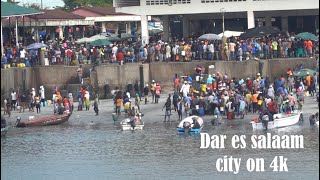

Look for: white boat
[120,113,144,131]
[251,111,303,130]
[177,116,204,134]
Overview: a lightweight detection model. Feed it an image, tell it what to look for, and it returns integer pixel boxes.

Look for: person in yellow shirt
[252,91,259,113]
[245,91,252,113]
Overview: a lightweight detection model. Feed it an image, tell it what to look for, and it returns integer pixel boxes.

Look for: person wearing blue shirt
[187,75,192,83]
[260,77,265,92]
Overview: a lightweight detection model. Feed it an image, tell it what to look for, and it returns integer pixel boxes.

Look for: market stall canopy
[240,26,281,39]
[1,1,43,17]
[293,68,317,78]
[90,39,112,47]
[295,32,318,41]
[75,37,91,44]
[121,33,134,39]
[198,33,221,41]
[218,30,244,38]
[26,43,48,50]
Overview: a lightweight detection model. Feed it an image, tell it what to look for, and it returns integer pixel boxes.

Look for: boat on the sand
[15,113,71,127]
[177,116,204,134]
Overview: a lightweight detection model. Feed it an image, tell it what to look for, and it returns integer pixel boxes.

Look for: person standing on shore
[77,65,83,84]
[11,90,17,111]
[150,80,156,103]
[155,82,161,104]
[177,98,183,121]
[143,84,149,104]
[93,97,99,116]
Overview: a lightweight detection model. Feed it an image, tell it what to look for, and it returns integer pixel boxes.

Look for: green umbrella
[90,39,112,46]
[121,33,134,39]
[106,36,122,42]
[293,68,317,78]
[295,32,318,41]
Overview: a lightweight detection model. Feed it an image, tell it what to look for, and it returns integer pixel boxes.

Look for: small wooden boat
[177,116,204,134]
[120,113,144,131]
[251,111,303,130]
[1,127,9,137]
[15,113,71,128]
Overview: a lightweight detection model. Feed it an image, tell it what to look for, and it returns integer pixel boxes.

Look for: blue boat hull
[176,127,202,134]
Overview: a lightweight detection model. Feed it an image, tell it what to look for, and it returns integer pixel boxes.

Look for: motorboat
[251,110,303,130]
[177,116,204,134]
[120,113,144,131]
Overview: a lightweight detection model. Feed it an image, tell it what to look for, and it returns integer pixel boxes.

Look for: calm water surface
[1,98,319,180]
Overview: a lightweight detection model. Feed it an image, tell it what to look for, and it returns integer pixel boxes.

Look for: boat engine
[15,117,21,126]
[183,122,191,133]
[262,115,269,130]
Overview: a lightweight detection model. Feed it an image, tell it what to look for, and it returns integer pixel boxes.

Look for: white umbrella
[75,37,91,44]
[198,33,221,41]
[218,30,244,38]
[90,35,108,41]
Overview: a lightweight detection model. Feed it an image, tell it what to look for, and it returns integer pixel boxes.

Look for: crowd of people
[160,65,319,122]
[1,32,319,68]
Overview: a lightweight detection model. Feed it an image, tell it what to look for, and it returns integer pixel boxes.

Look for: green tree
[63,0,113,10]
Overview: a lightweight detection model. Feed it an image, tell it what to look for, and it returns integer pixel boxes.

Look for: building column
[265,16,272,26]
[101,22,106,33]
[140,15,149,46]
[281,16,288,32]
[126,22,131,34]
[247,10,255,29]
[15,17,19,47]
[162,15,169,42]
[1,20,4,55]
[182,16,189,38]
[59,26,64,40]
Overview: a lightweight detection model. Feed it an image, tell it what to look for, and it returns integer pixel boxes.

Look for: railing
[115,0,141,7]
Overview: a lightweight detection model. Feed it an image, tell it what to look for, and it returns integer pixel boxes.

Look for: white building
[113,0,319,44]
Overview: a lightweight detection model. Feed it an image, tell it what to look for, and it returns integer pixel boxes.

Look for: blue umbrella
[26,43,48,50]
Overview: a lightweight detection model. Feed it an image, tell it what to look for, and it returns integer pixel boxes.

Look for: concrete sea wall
[1,58,318,103]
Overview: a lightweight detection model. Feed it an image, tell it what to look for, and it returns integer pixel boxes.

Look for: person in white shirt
[165,43,171,61]
[39,86,46,106]
[20,48,26,62]
[112,45,118,62]
[203,44,208,60]
[180,81,190,98]
[11,90,17,110]
[208,43,215,60]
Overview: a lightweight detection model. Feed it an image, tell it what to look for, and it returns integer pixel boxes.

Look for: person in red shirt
[117,51,124,65]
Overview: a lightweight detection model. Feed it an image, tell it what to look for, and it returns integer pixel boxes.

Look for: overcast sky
[15,0,65,8]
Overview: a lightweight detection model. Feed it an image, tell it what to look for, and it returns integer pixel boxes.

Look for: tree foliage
[63,0,113,10]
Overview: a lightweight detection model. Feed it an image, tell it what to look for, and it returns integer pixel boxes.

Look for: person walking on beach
[162,98,171,122]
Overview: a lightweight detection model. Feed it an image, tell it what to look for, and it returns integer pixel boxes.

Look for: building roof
[1,1,43,18]
[36,9,85,20]
[74,6,132,16]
